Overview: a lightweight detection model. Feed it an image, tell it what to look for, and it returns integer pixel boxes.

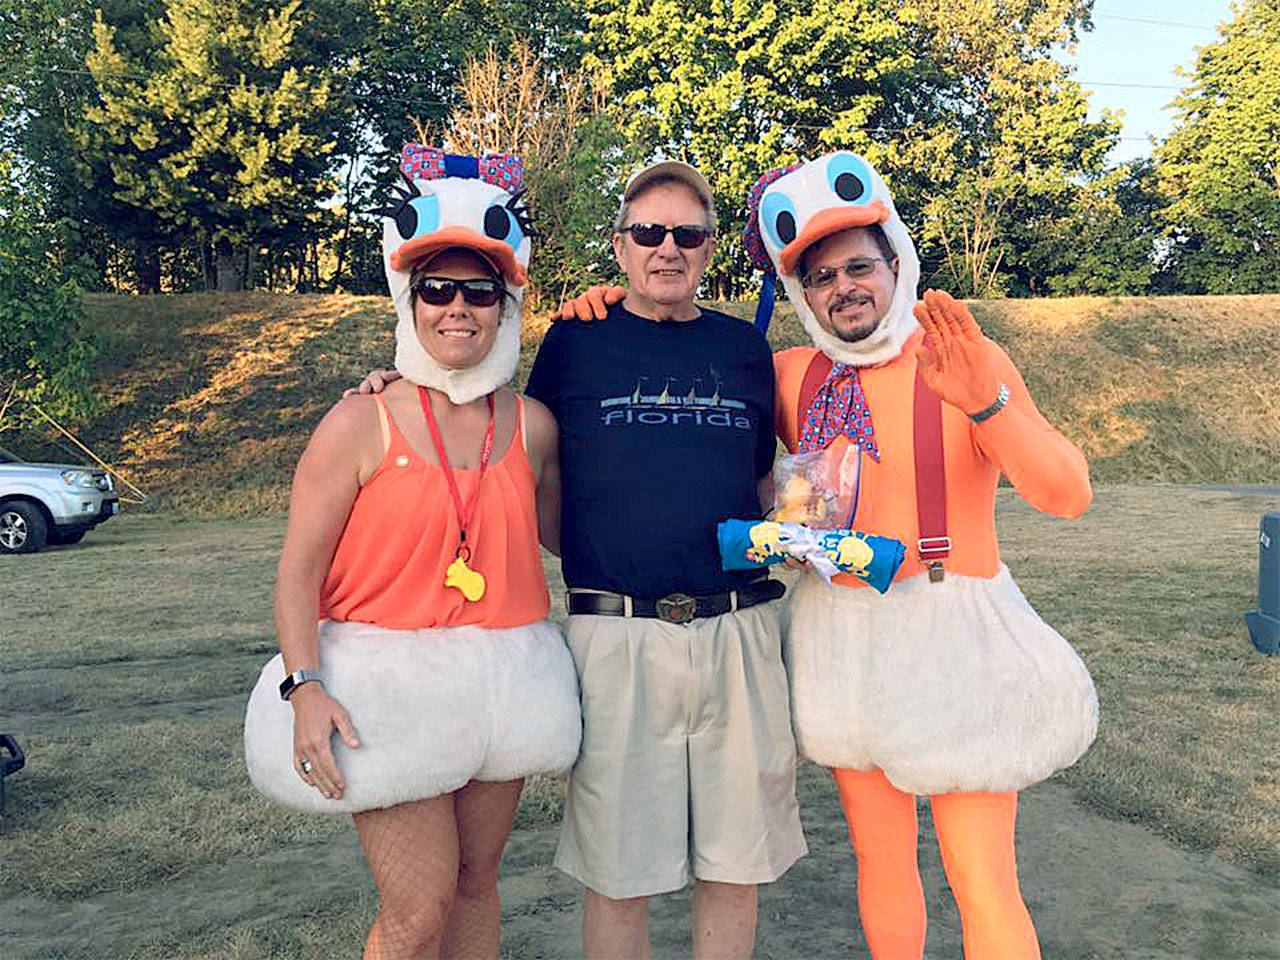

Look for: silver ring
[300,758,313,775]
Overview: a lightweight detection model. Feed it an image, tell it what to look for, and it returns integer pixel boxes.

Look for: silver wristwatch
[969,383,1010,424]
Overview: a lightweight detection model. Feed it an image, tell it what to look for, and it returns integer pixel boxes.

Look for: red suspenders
[912,367,950,580]
[796,351,950,581]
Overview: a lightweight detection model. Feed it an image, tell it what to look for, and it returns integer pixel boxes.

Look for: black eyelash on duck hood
[505,189,537,238]
[369,168,419,219]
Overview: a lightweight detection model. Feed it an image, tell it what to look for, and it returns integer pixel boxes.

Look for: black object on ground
[1245,512,1280,656]
[1,734,24,811]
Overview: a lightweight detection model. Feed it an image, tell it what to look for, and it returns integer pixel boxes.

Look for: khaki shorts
[553,602,807,899]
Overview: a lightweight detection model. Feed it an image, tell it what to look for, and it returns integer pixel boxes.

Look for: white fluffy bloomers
[245,620,582,814]
[381,145,534,404]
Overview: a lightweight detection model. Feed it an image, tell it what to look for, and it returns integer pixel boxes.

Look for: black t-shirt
[526,302,776,598]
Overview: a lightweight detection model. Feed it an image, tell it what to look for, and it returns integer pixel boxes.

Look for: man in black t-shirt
[526,162,805,959]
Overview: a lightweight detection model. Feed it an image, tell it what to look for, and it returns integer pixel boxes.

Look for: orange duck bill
[778,200,890,277]
[390,226,528,286]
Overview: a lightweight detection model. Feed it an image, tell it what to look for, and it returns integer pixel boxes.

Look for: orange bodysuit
[774,332,1098,960]
[773,330,1091,579]
[321,393,550,629]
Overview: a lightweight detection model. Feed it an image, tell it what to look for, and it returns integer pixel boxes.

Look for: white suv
[0,446,120,554]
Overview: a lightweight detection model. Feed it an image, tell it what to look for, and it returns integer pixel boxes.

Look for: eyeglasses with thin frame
[619,223,712,249]
[801,256,889,290]
[411,276,503,307]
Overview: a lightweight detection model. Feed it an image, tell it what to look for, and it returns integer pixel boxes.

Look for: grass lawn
[1,485,1278,957]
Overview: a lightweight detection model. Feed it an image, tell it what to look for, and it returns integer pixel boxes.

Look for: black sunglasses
[619,223,711,249]
[411,276,503,307]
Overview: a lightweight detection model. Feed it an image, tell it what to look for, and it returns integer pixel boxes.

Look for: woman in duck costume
[243,146,580,958]
[744,152,1098,959]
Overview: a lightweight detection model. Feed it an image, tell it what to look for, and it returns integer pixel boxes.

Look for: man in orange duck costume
[747,151,1098,959]
[570,151,1099,958]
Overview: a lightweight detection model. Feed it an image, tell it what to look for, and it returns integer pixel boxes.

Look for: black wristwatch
[279,669,323,701]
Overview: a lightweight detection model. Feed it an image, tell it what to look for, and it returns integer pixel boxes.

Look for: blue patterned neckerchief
[798,362,881,461]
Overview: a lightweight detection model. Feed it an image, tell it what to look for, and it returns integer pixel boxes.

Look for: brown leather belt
[567,578,785,624]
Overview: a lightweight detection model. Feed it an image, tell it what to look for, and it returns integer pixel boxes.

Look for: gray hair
[613,174,718,234]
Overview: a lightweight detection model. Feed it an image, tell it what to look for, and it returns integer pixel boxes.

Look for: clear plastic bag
[771,445,862,528]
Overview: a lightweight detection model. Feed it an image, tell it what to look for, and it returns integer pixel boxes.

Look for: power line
[1079,81,1182,90]
[14,65,1191,107]
[1093,13,1220,30]
[7,65,458,111]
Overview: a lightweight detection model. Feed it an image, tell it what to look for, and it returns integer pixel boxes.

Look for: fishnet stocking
[356,795,459,959]
[353,779,524,960]
[440,779,524,959]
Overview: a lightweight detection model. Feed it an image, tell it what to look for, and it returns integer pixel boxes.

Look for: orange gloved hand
[556,285,627,322]
[912,289,1004,416]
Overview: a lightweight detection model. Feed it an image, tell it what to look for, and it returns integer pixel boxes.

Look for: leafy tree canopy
[79,0,343,288]
[0,155,94,434]
[1157,0,1280,293]
[582,0,1120,297]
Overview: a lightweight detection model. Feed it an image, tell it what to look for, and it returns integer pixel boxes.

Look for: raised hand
[912,289,1003,416]
[557,285,627,322]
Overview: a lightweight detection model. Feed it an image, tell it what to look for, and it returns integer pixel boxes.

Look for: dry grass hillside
[16,292,1280,514]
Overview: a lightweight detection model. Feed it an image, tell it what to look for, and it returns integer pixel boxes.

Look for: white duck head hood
[377,144,533,403]
[743,152,919,367]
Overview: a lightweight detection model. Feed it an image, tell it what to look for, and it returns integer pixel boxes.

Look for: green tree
[337,0,586,292]
[1038,161,1167,296]
[79,0,343,290]
[433,42,630,310]
[581,0,1120,298]
[0,0,169,291]
[582,0,924,297]
[1156,0,1280,293]
[904,0,1122,296]
[0,157,95,435]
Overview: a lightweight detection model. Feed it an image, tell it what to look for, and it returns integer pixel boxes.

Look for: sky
[1061,0,1237,164]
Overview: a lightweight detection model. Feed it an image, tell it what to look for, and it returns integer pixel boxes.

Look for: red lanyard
[419,387,495,558]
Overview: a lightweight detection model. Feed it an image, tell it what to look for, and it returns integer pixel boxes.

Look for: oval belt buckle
[656,593,697,624]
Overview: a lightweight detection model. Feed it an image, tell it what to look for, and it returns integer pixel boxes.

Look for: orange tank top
[320,392,550,628]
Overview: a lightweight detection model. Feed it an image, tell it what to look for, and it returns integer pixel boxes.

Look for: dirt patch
[3,775,1276,958]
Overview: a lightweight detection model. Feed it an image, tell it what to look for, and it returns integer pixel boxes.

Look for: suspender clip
[917,537,951,584]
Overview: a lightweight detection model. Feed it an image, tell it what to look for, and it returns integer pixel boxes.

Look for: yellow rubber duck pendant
[445,554,487,602]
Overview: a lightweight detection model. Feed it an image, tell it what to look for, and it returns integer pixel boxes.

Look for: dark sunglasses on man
[801,256,890,290]
[619,223,712,249]
[411,276,504,307]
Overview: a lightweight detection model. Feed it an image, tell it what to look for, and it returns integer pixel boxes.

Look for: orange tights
[832,768,1040,960]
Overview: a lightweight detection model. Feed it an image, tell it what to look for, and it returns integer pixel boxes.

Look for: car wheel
[0,501,48,554]
[48,529,87,546]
